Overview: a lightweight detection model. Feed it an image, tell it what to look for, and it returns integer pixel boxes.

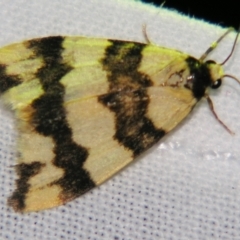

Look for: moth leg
[205,94,234,135]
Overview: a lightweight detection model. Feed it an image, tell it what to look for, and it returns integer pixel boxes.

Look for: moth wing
[0,37,196,212]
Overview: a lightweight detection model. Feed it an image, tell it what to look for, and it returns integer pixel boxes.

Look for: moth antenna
[200,28,235,61]
[223,74,240,85]
[205,95,234,135]
[220,28,240,65]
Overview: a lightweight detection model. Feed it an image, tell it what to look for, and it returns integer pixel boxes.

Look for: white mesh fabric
[0,0,240,239]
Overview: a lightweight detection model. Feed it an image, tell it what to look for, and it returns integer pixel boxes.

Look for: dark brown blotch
[0,64,21,94]
[27,37,95,200]
[52,141,95,201]
[99,40,165,156]
[8,162,44,212]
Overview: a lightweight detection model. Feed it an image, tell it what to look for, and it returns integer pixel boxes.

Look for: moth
[0,28,239,212]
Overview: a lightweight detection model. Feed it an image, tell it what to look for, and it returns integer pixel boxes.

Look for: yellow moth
[0,28,239,212]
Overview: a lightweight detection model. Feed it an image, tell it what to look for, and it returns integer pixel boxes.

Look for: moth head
[200,27,240,92]
[205,60,223,89]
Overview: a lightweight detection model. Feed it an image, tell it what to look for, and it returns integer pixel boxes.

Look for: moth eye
[211,79,222,89]
[206,60,216,65]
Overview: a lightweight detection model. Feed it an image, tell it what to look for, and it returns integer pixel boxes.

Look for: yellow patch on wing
[2,79,43,110]
[24,184,63,212]
[65,96,133,184]
[0,42,35,65]
[147,86,197,132]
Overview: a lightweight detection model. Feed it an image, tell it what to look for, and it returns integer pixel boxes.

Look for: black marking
[185,57,213,99]
[53,142,93,200]
[9,37,95,210]
[29,36,95,200]
[99,40,165,157]
[0,64,21,94]
[8,162,44,212]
